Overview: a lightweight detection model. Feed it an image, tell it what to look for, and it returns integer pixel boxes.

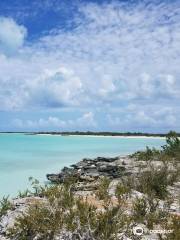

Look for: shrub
[132,131,180,163]
[95,207,127,240]
[96,177,111,202]
[18,189,31,198]
[166,215,180,240]
[133,197,148,222]
[131,146,160,161]
[8,203,63,240]
[0,196,13,218]
[7,183,129,240]
[132,196,169,230]
[162,131,180,161]
[7,185,71,239]
[28,177,46,196]
[115,180,131,203]
[137,164,169,199]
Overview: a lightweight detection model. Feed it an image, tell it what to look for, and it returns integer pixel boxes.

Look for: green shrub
[95,207,126,240]
[28,177,46,196]
[8,203,63,240]
[7,185,70,239]
[137,164,169,199]
[132,196,169,229]
[0,196,13,218]
[115,181,131,203]
[7,183,129,240]
[96,177,111,202]
[18,189,31,198]
[132,131,180,163]
[166,215,180,240]
[132,146,160,161]
[133,197,148,222]
[162,131,180,160]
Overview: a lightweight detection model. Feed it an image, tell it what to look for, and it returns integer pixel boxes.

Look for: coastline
[1,131,174,138]
[34,134,166,139]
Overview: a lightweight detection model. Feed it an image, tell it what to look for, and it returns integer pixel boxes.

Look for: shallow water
[0,134,165,197]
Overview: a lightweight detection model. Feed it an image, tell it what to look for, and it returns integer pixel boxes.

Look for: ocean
[0,133,165,197]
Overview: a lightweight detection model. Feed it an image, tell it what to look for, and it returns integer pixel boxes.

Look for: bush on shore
[132,131,180,162]
[0,196,13,218]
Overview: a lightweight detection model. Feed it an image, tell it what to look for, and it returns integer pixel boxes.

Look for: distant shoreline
[34,134,166,139]
[0,131,178,137]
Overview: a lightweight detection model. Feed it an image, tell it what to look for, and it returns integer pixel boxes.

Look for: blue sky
[0,0,180,132]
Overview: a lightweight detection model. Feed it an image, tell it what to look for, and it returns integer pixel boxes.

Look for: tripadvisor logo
[132,225,173,236]
[133,225,144,236]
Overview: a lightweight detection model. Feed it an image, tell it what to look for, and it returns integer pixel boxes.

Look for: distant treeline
[1,131,180,137]
[28,131,180,137]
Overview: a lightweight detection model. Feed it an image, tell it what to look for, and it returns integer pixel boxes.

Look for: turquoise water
[0,134,165,197]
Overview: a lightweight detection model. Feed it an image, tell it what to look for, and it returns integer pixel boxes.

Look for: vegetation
[137,164,169,199]
[0,196,13,218]
[132,196,169,229]
[162,131,180,161]
[131,146,161,161]
[132,131,180,162]
[32,131,180,137]
[115,179,131,203]
[96,177,111,202]
[166,215,180,240]
[7,184,129,240]
[18,189,31,198]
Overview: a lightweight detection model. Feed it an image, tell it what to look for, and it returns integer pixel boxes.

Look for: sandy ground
[36,134,165,139]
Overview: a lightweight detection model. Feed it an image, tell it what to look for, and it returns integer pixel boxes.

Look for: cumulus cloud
[13,112,96,130]
[0,17,27,54]
[0,0,180,131]
[107,104,179,132]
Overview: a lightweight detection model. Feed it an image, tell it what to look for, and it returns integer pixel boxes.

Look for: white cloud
[29,67,83,107]
[0,17,27,54]
[13,112,96,130]
[0,1,180,131]
[107,104,178,131]
[76,112,96,127]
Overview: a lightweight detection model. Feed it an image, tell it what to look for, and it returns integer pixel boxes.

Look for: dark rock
[95,157,119,162]
[46,174,63,183]
[98,165,117,172]
[47,156,129,185]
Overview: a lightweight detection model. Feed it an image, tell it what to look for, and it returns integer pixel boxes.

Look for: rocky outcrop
[47,156,129,184]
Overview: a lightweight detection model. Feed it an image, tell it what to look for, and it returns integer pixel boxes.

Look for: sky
[0,0,180,133]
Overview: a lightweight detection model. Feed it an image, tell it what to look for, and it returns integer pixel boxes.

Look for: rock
[74,183,99,191]
[170,201,180,213]
[46,173,63,183]
[47,156,135,185]
[98,164,116,172]
[108,180,120,196]
[96,156,119,162]
[131,190,145,199]
[79,175,96,182]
